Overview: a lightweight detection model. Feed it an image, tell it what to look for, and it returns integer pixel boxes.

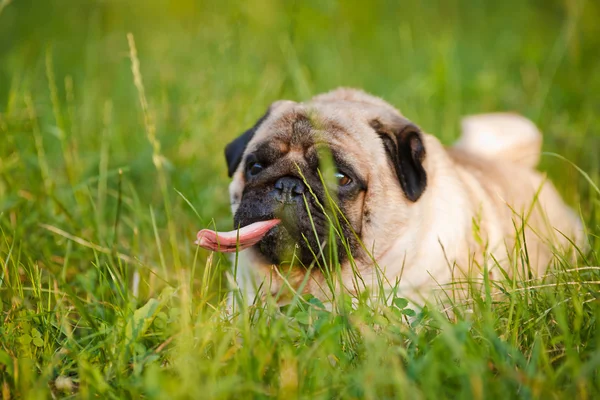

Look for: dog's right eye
[246,162,264,178]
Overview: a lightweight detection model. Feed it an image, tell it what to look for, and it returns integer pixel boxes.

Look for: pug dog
[197,88,586,305]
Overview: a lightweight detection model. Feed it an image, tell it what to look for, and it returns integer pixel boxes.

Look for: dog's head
[225,88,428,269]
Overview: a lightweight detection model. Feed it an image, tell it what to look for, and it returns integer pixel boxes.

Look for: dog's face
[225,89,428,269]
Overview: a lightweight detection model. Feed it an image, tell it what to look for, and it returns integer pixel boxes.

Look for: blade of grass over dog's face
[315,136,339,201]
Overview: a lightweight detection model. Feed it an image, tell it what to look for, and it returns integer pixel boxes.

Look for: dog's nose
[273,176,306,203]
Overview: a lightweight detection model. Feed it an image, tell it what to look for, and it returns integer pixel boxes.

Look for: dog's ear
[224,109,272,178]
[371,118,427,202]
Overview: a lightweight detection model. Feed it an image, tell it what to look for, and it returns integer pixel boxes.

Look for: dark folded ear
[224,109,271,177]
[371,118,427,202]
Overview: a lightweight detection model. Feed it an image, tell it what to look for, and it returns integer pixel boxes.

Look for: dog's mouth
[195,219,281,253]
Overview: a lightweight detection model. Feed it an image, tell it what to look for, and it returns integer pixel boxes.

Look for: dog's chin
[235,200,325,266]
[254,224,317,267]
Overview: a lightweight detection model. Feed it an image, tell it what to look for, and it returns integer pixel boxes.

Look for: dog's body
[218,88,585,305]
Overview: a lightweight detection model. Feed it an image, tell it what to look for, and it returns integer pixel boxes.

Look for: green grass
[1,0,600,398]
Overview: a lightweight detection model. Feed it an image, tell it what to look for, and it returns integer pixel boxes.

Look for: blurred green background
[1,0,599,295]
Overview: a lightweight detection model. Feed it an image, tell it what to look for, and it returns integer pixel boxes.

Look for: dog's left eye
[246,162,264,178]
[335,172,352,186]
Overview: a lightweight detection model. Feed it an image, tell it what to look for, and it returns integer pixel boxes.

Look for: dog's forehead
[247,101,383,153]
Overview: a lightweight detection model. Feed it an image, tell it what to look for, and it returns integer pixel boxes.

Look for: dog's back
[449,114,585,277]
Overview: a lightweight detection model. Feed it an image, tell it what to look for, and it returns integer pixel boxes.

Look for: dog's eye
[335,172,352,186]
[246,162,264,177]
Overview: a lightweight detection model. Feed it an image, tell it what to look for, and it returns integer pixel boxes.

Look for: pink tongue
[195,219,280,253]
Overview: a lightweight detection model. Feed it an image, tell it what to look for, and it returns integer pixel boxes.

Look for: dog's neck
[371,135,475,299]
